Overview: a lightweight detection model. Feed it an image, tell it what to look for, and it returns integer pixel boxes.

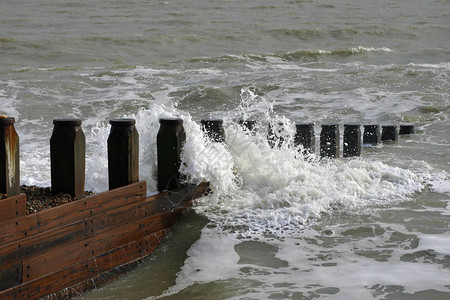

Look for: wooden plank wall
[0,181,209,299]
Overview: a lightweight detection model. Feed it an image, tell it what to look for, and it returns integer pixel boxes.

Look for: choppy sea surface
[1,0,449,299]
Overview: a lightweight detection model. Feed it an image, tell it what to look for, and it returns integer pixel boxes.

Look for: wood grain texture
[0,181,146,245]
[0,194,26,223]
[22,203,186,281]
[0,262,22,291]
[0,183,204,269]
[0,230,167,300]
[0,182,210,298]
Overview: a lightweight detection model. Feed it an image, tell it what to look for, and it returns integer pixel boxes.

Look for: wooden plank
[0,262,22,291]
[0,182,209,296]
[0,188,193,275]
[65,257,145,299]
[22,204,186,281]
[0,196,151,269]
[0,181,208,245]
[0,218,91,269]
[0,194,26,223]
[0,181,146,245]
[0,230,167,300]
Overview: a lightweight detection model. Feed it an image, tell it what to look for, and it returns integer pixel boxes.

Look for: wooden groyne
[0,115,415,299]
[0,117,209,299]
[231,119,414,158]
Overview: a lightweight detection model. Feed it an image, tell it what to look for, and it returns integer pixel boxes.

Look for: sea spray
[85,104,183,193]
[19,94,426,235]
[182,90,423,233]
[193,140,424,235]
[85,103,237,195]
[22,98,426,233]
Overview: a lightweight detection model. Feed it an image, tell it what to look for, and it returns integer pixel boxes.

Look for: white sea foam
[0,98,19,118]
[154,225,450,300]
[417,233,450,255]
[430,178,450,195]
[407,62,450,70]
[174,230,240,288]
[193,147,424,234]
[0,82,20,118]
[273,64,338,72]
[350,46,393,53]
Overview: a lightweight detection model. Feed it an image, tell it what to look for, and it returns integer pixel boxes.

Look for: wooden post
[399,124,415,134]
[320,124,340,158]
[157,118,186,192]
[201,119,225,142]
[343,124,361,157]
[50,119,85,198]
[0,117,20,197]
[238,120,257,134]
[268,122,285,148]
[363,125,381,145]
[381,125,398,142]
[294,123,315,154]
[108,119,139,190]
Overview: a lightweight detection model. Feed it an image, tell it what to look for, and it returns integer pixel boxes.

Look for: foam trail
[152,225,450,300]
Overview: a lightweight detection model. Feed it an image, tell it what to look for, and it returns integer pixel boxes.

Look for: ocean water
[1,0,449,299]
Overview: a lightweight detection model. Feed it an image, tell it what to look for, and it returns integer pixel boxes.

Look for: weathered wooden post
[363,125,381,145]
[343,124,361,157]
[268,122,285,148]
[50,118,85,198]
[201,119,225,142]
[0,117,20,197]
[108,119,139,190]
[320,124,340,158]
[381,125,398,142]
[399,124,415,135]
[294,123,315,154]
[238,120,257,134]
[157,118,186,192]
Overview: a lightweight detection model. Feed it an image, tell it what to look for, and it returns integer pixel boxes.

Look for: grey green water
[1,0,449,299]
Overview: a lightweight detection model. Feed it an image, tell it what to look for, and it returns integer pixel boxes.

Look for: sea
[1,0,449,299]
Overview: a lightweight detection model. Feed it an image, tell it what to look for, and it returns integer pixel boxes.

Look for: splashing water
[19,85,431,237]
[177,89,426,235]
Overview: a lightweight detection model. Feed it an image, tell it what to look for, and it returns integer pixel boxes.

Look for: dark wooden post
[294,123,315,153]
[108,119,139,190]
[0,117,20,197]
[201,119,225,142]
[157,118,186,192]
[238,120,257,134]
[50,119,85,198]
[268,122,285,148]
[363,125,381,145]
[343,124,361,157]
[268,123,276,148]
[381,125,398,142]
[399,124,415,135]
[320,124,340,158]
